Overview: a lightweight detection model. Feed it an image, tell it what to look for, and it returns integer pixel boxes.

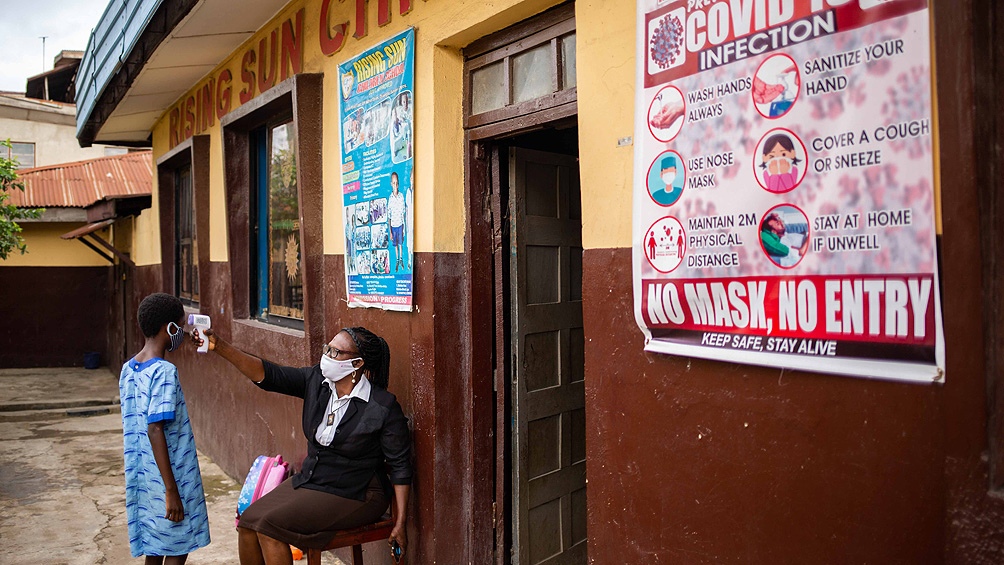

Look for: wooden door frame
[465,132,498,565]
[466,123,582,565]
[972,0,1004,490]
[463,7,579,563]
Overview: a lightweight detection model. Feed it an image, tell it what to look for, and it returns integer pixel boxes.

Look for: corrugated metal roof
[9,150,152,208]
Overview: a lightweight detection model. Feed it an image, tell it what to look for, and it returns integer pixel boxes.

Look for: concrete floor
[0,367,351,565]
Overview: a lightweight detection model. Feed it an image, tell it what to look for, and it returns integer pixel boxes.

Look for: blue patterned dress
[120,357,211,557]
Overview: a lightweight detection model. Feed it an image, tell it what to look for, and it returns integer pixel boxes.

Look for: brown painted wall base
[581,247,1004,564]
[0,266,110,368]
[119,247,1004,564]
[126,254,468,565]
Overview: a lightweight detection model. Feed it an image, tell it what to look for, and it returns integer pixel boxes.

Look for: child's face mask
[167,322,184,352]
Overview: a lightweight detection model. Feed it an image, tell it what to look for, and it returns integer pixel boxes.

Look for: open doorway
[484,124,585,565]
[462,5,582,562]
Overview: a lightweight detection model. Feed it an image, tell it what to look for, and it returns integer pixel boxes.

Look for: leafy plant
[0,139,44,260]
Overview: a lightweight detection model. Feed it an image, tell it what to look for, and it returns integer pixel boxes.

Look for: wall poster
[340,28,415,311]
[632,0,944,382]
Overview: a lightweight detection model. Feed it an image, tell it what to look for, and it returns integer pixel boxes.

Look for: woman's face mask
[166,322,184,352]
[320,354,362,383]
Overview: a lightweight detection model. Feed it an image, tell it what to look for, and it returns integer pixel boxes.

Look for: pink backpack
[236,454,290,527]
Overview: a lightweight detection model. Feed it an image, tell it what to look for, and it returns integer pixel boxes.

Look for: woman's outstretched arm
[194,328,264,383]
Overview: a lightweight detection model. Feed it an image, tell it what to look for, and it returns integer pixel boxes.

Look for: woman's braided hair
[342,327,391,389]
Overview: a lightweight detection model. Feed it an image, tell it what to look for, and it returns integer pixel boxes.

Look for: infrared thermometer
[188,314,211,353]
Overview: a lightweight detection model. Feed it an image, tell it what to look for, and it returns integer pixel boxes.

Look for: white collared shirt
[315,375,371,446]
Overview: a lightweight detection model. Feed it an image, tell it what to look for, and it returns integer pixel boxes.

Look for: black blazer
[258,360,412,501]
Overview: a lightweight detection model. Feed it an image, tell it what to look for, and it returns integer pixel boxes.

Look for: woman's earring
[351,370,357,385]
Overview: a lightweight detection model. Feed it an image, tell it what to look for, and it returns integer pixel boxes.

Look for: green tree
[0,139,43,260]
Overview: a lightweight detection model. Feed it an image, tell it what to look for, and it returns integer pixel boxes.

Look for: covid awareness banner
[632,0,944,383]
[340,28,415,311]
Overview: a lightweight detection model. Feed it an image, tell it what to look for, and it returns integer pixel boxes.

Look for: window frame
[463,3,576,133]
[175,164,199,305]
[249,113,304,329]
[156,135,209,307]
[6,141,36,169]
[220,73,327,358]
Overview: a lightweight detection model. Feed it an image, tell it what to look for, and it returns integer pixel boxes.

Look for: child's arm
[148,421,185,522]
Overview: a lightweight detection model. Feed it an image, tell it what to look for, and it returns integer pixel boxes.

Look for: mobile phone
[391,540,403,563]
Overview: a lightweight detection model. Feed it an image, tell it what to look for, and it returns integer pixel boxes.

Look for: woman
[194,327,411,565]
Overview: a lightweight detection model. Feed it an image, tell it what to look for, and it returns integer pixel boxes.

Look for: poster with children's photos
[340,28,415,311]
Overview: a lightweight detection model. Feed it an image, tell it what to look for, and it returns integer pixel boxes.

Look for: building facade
[76,0,1004,563]
[1,49,151,368]
[1,152,152,367]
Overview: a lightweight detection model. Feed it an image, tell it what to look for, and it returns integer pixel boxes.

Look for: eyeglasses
[322,344,359,360]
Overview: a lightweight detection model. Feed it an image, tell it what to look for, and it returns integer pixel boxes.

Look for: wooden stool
[306,500,400,565]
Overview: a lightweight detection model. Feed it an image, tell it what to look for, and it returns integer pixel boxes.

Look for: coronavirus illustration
[650,14,684,69]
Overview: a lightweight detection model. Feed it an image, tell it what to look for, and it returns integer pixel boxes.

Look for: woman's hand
[191,328,217,351]
[388,526,406,562]
[388,483,410,560]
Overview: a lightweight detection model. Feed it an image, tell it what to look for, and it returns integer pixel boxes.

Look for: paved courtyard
[0,367,356,565]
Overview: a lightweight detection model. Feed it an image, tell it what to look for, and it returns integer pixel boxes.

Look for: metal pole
[39,36,47,73]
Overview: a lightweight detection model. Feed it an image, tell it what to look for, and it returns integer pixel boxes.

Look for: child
[120,293,210,564]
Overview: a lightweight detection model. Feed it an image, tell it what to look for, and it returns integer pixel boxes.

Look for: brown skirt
[237,476,389,549]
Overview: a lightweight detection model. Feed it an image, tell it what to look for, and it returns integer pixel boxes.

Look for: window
[221,74,323,344]
[175,166,198,305]
[465,4,576,131]
[251,119,303,323]
[5,142,35,169]
[156,135,208,308]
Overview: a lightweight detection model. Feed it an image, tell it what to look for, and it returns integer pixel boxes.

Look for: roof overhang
[61,218,116,240]
[60,218,134,267]
[26,58,81,103]
[85,194,153,222]
[60,194,153,267]
[76,0,287,147]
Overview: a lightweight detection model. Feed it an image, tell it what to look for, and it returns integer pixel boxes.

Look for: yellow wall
[576,0,635,250]
[132,206,162,267]
[147,0,593,266]
[0,223,112,267]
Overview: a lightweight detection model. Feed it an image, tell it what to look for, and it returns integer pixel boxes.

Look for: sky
[0,0,110,92]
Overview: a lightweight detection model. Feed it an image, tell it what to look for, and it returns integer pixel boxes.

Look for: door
[510,147,586,565]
